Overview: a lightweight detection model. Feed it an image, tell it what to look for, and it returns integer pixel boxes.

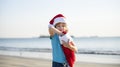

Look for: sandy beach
[0,55,120,67]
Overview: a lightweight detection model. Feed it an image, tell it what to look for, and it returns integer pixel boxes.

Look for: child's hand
[48,24,54,28]
[62,40,77,52]
[62,40,70,48]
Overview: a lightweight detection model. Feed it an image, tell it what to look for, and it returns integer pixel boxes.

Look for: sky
[0,0,120,38]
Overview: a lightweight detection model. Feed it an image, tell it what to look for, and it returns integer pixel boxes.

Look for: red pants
[61,45,75,67]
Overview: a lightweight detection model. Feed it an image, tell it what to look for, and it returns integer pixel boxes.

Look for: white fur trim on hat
[53,17,66,26]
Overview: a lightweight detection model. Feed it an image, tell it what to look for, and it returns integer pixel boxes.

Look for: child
[49,14,77,67]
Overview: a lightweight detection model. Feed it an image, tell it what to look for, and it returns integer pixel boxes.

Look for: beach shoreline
[0,55,120,67]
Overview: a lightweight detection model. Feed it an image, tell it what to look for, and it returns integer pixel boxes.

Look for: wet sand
[0,55,120,67]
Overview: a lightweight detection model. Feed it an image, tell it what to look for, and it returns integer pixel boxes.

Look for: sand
[0,55,120,67]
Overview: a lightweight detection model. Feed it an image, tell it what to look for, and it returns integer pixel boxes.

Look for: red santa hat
[49,14,66,26]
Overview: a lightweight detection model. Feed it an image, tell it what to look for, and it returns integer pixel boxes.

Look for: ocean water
[0,37,120,54]
[0,37,120,64]
[0,38,51,48]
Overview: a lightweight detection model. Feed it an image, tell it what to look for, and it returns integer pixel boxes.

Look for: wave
[0,46,51,52]
[0,46,120,55]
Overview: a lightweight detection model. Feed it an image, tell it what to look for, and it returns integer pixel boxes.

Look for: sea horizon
[0,35,120,39]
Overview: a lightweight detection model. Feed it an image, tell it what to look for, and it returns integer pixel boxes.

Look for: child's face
[55,22,67,32]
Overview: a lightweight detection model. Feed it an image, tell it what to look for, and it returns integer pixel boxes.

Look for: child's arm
[62,40,78,52]
[48,24,63,36]
[59,33,77,52]
[49,27,55,37]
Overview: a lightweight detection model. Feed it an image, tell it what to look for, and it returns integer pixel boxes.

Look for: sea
[0,37,120,64]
